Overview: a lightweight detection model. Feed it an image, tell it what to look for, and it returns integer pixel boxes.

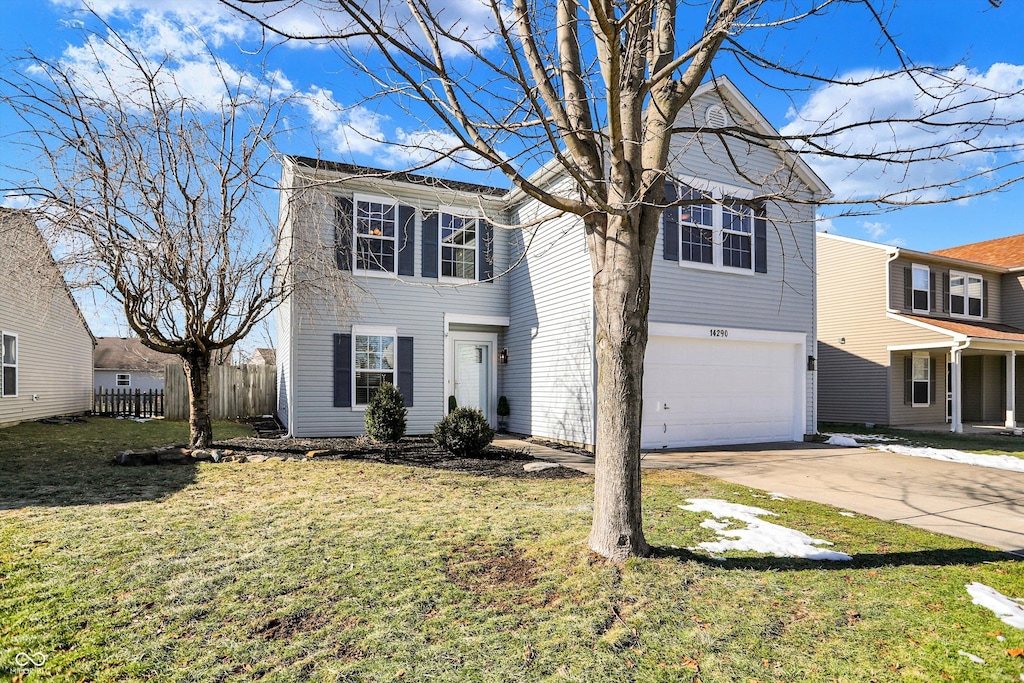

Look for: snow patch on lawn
[826,434,860,447]
[678,499,852,561]
[966,582,1024,629]
[958,650,985,664]
[871,444,1024,473]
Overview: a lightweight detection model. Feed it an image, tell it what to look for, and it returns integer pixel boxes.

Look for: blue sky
[2,0,1023,337]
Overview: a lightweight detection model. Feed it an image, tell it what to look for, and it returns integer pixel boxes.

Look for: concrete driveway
[504,437,1024,554]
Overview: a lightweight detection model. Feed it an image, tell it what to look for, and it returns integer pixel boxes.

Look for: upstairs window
[671,185,758,272]
[440,212,478,280]
[355,199,397,272]
[722,201,753,270]
[950,271,983,318]
[679,187,713,265]
[912,264,930,312]
[1,333,16,397]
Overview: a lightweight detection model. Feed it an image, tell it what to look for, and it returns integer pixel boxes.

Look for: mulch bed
[214,434,587,479]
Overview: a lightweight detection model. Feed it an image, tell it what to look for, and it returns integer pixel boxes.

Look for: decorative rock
[523,462,560,472]
[267,456,284,462]
[306,449,336,458]
[115,450,134,465]
[246,455,268,463]
[190,449,215,461]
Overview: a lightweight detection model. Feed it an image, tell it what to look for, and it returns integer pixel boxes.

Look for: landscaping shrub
[433,407,494,456]
[365,382,407,443]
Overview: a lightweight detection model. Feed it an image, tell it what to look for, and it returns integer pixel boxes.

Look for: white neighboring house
[276,77,829,448]
[0,208,95,426]
[93,337,178,392]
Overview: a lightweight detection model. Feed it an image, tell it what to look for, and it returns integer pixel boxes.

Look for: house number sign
[709,328,729,338]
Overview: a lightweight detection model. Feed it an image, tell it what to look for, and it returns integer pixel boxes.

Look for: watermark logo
[14,652,47,668]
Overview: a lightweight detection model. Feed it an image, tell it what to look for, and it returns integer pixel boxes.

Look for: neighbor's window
[355,199,397,272]
[679,186,714,265]
[912,264,930,312]
[950,271,983,318]
[440,212,478,279]
[354,334,395,405]
[912,353,930,406]
[721,200,753,270]
[116,373,131,387]
[2,333,16,397]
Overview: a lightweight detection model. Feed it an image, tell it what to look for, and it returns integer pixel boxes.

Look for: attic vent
[705,104,730,128]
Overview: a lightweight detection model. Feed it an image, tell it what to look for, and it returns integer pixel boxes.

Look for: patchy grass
[1,418,1022,682]
[820,423,1024,461]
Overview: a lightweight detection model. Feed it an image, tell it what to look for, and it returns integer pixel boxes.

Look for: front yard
[820,423,1024,462]
[1,418,1022,682]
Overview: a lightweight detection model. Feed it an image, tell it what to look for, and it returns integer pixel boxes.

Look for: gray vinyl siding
[655,90,820,432]
[504,177,594,446]
[0,215,93,426]
[816,235,951,425]
[94,369,163,392]
[889,257,1002,321]
[889,350,947,425]
[283,176,509,437]
[1003,274,1024,328]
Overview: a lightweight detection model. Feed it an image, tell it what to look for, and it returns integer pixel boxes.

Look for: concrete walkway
[497,437,1024,554]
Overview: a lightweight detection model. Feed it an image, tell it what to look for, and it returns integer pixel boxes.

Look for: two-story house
[817,232,1024,432]
[0,208,95,426]
[276,77,830,448]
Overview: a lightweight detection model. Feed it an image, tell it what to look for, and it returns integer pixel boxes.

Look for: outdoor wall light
[839,336,846,344]
[807,355,817,371]
[498,348,509,364]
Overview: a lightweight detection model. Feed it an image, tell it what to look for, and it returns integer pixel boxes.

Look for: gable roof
[250,348,276,364]
[902,315,1024,344]
[931,233,1024,269]
[94,337,178,371]
[287,156,508,197]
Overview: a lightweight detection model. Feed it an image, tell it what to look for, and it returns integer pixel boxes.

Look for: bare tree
[223,0,1024,559]
[1,21,345,448]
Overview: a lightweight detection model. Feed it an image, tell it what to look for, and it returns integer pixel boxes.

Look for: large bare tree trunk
[183,353,214,449]
[588,213,652,560]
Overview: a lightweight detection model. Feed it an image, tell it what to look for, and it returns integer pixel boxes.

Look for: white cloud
[781,64,1024,205]
[815,213,836,233]
[1,194,35,209]
[860,221,888,240]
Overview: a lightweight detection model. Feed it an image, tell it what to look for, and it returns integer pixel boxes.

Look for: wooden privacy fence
[164,364,276,420]
[94,388,164,418]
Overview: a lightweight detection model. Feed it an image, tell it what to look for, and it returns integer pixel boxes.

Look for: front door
[454,340,491,417]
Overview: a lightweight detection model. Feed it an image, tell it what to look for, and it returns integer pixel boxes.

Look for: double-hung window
[353,330,395,406]
[912,353,930,406]
[722,201,753,269]
[950,271,983,318]
[440,212,478,280]
[355,198,397,273]
[117,374,131,387]
[679,187,713,264]
[2,333,16,397]
[911,264,930,312]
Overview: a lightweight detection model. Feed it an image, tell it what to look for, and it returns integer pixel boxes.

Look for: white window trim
[676,185,755,275]
[351,325,398,411]
[116,373,131,387]
[352,193,399,277]
[437,205,480,283]
[912,351,930,408]
[911,264,930,313]
[949,270,983,319]
[1,331,16,398]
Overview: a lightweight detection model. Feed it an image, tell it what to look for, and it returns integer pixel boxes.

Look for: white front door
[454,340,491,416]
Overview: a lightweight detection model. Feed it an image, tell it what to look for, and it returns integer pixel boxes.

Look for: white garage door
[642,334,804,448]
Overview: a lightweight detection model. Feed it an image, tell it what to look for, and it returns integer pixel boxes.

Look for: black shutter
[942,272,950,313]
[398,205,416,276]
[662,181,679,262]
[903,267,912,309]
[422,211,438,278]
[930,356,937,404]
[397,336,414,407]
[333,333,352,407]
[903,356,912,405]
[335,197,353,271]
[983,279,989,318]
[929,271,936,313]
[754,203,768,274]
[479,220,493,281]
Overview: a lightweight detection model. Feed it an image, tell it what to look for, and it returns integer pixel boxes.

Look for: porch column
[951,348,963,433]
[1007,350,1017,429]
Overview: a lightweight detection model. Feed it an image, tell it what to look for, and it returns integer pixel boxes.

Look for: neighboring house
[249,348,276,366]
[94,337,233,391]
[94,337,178,392]
[0,208,95,426]
[276,77,829,448]
[817,232,1024,431]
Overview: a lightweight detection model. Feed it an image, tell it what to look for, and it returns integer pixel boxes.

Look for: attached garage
[642,324,807,448]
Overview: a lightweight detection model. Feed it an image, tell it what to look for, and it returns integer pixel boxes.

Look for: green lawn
[820,423,1024,461]
[2,418,1022,682]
